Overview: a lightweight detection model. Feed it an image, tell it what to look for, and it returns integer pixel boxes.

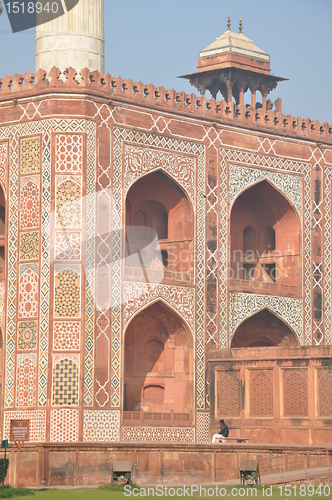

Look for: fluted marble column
[36,0,104,74]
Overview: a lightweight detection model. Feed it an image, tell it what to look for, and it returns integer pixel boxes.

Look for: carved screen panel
[216,370,241,417]
[318,370,332,417]
[284,370,308,417]
[250,371,274,417]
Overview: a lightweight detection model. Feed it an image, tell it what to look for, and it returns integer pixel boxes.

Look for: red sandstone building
[0,5,331,486]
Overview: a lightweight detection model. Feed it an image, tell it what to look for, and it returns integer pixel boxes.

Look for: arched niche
[230,180,301,287]
[125,171,194,280]
[231,309,299,348]
[123,301,193,417]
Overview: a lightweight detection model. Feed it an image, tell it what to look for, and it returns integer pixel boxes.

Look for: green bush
[0,486,33,498]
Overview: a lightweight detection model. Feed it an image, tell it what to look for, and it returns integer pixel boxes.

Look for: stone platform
[4,442,332,488]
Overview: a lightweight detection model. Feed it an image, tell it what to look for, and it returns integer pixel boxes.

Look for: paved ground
[216,466,332,486]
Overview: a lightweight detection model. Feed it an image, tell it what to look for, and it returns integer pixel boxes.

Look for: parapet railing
[229,279,301,297]
[0,67,332,143]
[123,411,192,426]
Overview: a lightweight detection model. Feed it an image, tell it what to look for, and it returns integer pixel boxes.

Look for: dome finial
[227,14,231,31]
[239,18,243,33]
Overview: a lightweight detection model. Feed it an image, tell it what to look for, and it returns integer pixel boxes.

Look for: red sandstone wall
[0,68,330,458]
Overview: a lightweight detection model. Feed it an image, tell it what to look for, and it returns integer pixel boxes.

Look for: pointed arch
[231,307,300,348]
[123,296,194,345]
[125,170,194,279]
[123,300,194,416]
[230,176,302,224]
[126,169,194,223]
[230,178,301,288]
[124,144,196,209]
[122,283,195,334]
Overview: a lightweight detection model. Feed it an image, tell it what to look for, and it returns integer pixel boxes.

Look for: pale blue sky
[0,0,331,122]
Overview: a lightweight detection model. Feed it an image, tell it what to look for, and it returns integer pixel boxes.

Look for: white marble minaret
[36,0,104,74]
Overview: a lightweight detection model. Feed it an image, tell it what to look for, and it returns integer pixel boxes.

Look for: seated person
[212,419,229,443]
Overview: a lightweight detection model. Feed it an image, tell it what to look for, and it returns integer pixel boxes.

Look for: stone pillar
[239,88,244,106]
[227,85,233,104]
[36,0,105,74]
[251,89,256,108]
[262,92,267,111]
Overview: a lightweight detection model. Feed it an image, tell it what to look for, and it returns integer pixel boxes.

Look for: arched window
[153,210,168,240]
[261,225,275,253]
[133,210,147,241]
[230,180,301,289]
[125,171,194,281]
[243,226,256,253]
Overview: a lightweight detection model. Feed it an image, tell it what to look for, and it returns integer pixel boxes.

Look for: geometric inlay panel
[229,293,303,345]
[2,119,95,411]
[318,370,332,417]
[250,371,274,417]
[18,320,38,350]
[54,231,81,261]
[55,134,83,173]
[196,412,210,443]
[50,409,79,442]
[323,170,332,346]
[20,137,40,174]
[124,145,196,205]
[18,264,39,319]
[53,322,80,351]
[123,281,195,331]
[55,177,82,228]
[122,426,195,442]
[4,410,46,442]
[52,356,79,406]
[216,370,241,417]
[16,354,37,407]
[20,178,40,229]
[0,141,8,188]
[284,371,308,417]
[229,164,303,223]
[19,231,39,261]
[54,265,81,318]
[83,410,120,442]
[0,280,5,330]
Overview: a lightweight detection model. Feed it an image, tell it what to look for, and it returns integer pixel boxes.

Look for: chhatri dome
[180,15,287,109]
[36,0,105,75]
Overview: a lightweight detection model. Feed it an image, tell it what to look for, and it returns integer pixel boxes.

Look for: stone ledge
[0,67,331,144]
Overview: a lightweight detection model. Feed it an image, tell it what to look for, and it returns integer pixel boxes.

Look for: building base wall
[4,443,331,488]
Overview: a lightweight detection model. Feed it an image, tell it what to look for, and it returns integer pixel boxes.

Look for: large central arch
[230,180,301,288]
[123,301,194,419]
